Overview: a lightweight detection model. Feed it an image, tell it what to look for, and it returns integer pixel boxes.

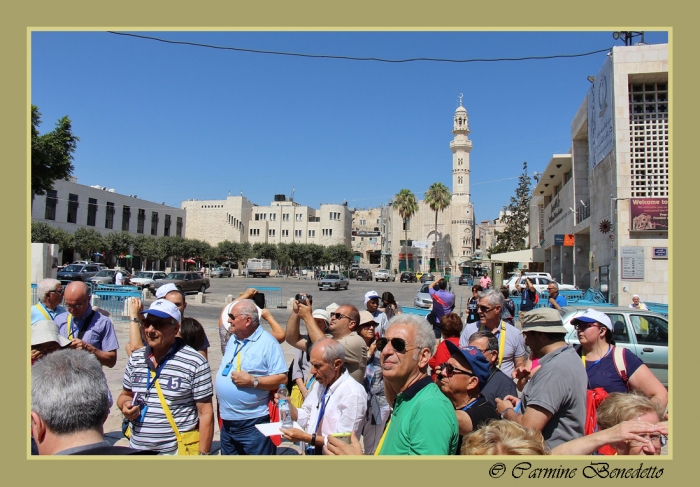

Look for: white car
[509,275,577,296]
[130,271,168,289]
[374,269,395,282]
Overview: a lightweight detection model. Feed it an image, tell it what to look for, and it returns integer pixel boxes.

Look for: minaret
[450,94,472,202]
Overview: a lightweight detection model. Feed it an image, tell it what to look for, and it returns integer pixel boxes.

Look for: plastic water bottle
[278,384,293,428]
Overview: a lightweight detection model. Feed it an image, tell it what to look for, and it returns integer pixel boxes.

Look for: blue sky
[31,30,668,222]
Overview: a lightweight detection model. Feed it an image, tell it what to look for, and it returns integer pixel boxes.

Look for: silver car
[559,305,668,386]
[210,267,232,278]
[317,273,350,291]
[413,282,454,308]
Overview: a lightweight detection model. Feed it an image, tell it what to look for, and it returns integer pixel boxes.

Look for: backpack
[578,345,629,453]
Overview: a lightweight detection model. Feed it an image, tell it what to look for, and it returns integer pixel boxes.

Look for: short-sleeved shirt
[379,377,459,455]
[31,302,66,324]
[215,325,288,421]
[456,396,499,453]
[458,321,526,378]
[521,345,587,449]
[115,272,123,285]
[520,289,538,312]
[481,368,518,408]
[480,276,491,288]
[583,346,642,394]
[55,305,119,352]
[372,310,389,337]
[549,294,567,308]
[337,331,368,384]
[123,338,213,454]
[428,288,455,323]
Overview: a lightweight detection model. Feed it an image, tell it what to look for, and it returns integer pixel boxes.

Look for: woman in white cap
[629,295,649,310]
[572,309,667,408]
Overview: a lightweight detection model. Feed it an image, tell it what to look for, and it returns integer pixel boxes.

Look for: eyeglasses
[629,434,667,447]
[547,287,557,291]
[438,362,475,378]
[574,321,600,331]
[331,312,352,321]
[375,337,418,353]
[478,305,498,313]
[65,298,90,310]
[48,289,64,295]
[228,313,247,321]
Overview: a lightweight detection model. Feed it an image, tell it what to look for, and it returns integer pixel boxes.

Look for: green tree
[424,182,452,270]
[160,236,185,270]
[252,242,278,261]
[307,244,325,267]
[393,189,419,272]
[31,105,79,198]
[488,162,532,258]
[31,221,70,248]
[323,244,353,270]
[133,236,163,270]
[69,228,104,260]
[103,231,134,265]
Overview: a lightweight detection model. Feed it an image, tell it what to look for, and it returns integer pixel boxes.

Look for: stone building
[351,207,384,265]
[529,43,668,304]
[182,194,351,247]
[387,99,477,275]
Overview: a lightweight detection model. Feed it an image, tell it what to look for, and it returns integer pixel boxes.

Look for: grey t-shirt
[459,321,526,378]
[521,344,587,449]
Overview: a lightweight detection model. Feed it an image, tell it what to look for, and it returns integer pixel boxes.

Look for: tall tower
[449,94,476,272]
[451,94,472,201]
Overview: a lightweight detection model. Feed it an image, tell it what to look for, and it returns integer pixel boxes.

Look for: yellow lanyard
[374,417,392,455]
[67,314,74,340]
[35,304,51,321]
[237,345,242,372]
[480,321,506,368]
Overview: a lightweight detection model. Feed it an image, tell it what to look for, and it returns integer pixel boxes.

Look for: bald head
[64,282,91,319]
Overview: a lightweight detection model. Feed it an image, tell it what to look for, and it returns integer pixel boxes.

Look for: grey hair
[311,338,346,364]
[468,331,499,352]
[31,349,110,435]
[38,278,61,303]
[386,314,436,356]
[479,288,504,308]
[549,281,560,291]
[235,299,260,328]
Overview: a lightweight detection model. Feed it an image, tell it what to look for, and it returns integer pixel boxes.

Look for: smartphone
[331,432,352,444]
[251,293,266,309]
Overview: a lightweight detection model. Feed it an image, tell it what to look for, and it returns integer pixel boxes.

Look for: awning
[489,248,545,263]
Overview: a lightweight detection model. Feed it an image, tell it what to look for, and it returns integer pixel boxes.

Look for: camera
[295,293,312,305]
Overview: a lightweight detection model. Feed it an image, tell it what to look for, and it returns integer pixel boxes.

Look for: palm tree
[424,182,452,272]
[393,189,419,273]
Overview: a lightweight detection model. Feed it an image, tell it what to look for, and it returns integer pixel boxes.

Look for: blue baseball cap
[444,340,491,389]
[140,298,181,323]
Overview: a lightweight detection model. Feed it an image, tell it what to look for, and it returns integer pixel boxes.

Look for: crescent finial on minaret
[458,93,463,106]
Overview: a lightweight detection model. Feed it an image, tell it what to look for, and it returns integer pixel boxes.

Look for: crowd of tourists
[30,277,667,456]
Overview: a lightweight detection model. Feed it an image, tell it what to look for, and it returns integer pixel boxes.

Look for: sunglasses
[574,321,600,331]
[438,362,476,378]
[331,312,352,321]
[478,305,498,312]
[142,318,176,329]
[375,337,418,353]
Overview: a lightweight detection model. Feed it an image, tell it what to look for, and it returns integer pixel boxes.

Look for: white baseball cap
[156,283,179,299]
[571,309,613,331]
[140,299,182,323]
[364,290,380,306]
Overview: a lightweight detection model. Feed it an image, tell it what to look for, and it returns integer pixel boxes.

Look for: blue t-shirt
[549,294,568,308]
[428,288,454,322]
[584,347,642,393]
[215,325,287,421]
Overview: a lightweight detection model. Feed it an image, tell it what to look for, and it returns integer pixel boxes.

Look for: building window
[122,205,131,231]
[270,213,276,220]
[44,190,58,221]
[151,211,159,236]
[359,219,367,226]
[282,229,289,237]
[86,198,98,226]
[296,214,303,221]
[400,240,413,246]
[105,202,115,229]
[137,209,146,234]
[629,81,669,197]
[269,229,276,236]
[322,229,333,236]
[255,213,260,221]
[176,217,183,237]
[164,214,171,236]
[329,212,341,220]
[283,213,289,221]
[308,230,315,237]
[67,193,79,224]
[403,218,411,231]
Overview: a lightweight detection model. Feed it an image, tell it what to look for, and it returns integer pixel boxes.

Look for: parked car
[414,283,433,309]
[57,263,101,282]
[509,276,578,296]
[355,268,373,281]
[458,273,472,286]
[130,271,168,289]
[210,267,232,278]
[318,273,350,291]
[152,271,211,295]
[559,305,668,386]
[400,272,417,283]
[419,273,435,283]
[374,269,395,282]
[85,269,118,285]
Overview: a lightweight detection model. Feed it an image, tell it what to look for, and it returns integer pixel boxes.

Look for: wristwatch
[253,377,259,388]
[131,318,140,323]
[199,451,212,455]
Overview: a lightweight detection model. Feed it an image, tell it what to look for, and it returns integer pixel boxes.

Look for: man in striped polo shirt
[118,299,214,455]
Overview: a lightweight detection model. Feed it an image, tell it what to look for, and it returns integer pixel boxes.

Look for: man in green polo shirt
[326,314,458,455]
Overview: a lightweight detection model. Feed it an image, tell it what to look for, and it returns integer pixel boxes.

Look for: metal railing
[93,290,142,322]
[246,286,284,308]
[400,306,431,317]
